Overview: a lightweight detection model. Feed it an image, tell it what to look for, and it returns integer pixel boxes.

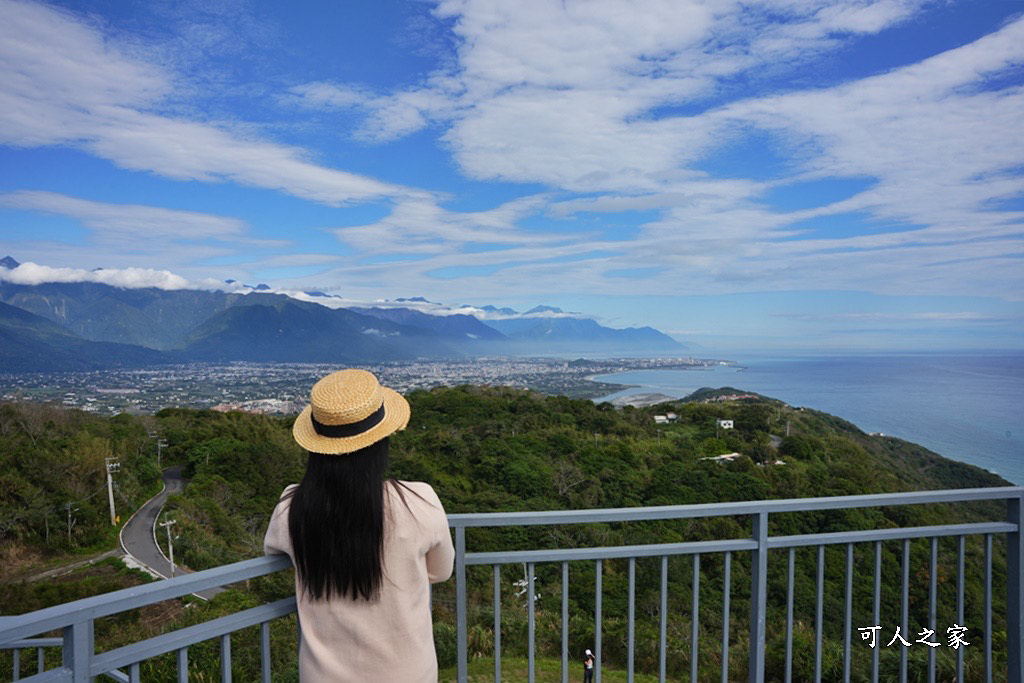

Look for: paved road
[120,466,223,600]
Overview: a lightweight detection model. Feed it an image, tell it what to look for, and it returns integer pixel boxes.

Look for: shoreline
[582,358,1023,486]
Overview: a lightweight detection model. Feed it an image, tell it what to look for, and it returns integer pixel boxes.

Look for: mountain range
[0,257,687,371]
[0,301,170,372]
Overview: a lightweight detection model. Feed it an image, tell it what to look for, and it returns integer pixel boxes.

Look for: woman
[583,648,595,682]
[264,369,454,682]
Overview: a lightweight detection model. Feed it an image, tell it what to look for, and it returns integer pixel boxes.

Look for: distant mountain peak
[224,279,237,284]
[478,304,519,315]
[525,305,564,315]
[396,296,433,304]
[254,284,271,291]
[0,256,19,269]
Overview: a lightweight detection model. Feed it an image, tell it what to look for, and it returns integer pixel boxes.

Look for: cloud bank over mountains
[0,261,197,290]
[0,258,587,322]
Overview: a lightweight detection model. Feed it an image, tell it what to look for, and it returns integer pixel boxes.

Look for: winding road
[120,466,223,600]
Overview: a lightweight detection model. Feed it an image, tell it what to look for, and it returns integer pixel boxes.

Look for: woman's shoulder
[275,483,299,503]
[270,484,299,515]
[395,479,436,495]
[390,480,445,511]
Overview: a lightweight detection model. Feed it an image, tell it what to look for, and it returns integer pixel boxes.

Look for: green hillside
[0,387,1013,680]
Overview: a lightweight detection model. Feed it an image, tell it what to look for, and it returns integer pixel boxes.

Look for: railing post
[562,561,569,683]
[495,564,502,683]
[595,559,602,683]
[455,525,467,683]
[177,647,188,683]
[62,620,93,683]
[528,562,535,683]
[1008,495,1023,682]
[220,634,232,683]
[749,512,768,683]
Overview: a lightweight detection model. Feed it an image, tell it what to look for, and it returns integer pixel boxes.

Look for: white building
[700,452,742,463]
[716,419,734,429]
[654,415,668,424]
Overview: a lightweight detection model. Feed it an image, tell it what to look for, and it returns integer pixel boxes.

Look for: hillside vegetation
[0,387,1013,680]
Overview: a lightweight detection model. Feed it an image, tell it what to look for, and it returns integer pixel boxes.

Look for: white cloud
[0,261,193,290]
[280,289,586,319]
[333,194,563,254]
[321,0,929,188]
[0,190,248,242]
[247,253,342,268]
[288,82,375,110]
[0,0,410,205]
[278,0,1022,307]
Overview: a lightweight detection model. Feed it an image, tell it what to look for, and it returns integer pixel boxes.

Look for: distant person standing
[264,369,454,682]
[583,648,595,682]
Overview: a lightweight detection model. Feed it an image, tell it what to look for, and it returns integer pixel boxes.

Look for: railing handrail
[0,638,62,649]
[461,521,1019,565]
[89,597,296,676]
[447,485,1024,527]
[0,555,292,646]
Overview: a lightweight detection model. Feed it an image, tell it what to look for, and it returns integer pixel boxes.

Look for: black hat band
[311,403,386,438]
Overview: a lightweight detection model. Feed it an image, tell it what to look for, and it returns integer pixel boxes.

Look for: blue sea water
[593,354,1024,485]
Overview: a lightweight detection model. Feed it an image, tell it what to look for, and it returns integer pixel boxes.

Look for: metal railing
[0,555,294,682]
[2,486,1022,682]
[448,486,1024,683]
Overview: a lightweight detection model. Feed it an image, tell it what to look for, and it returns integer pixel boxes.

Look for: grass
[440,655,671,682]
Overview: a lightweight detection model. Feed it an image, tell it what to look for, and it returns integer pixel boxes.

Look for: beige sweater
[263,481,454,682]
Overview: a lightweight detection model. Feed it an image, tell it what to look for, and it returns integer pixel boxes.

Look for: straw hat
[292,369,410,455]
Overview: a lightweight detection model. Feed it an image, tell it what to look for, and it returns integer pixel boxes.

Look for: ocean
[593,354,1024,485]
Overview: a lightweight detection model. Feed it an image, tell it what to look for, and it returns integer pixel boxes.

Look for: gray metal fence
[2,486,1022,682]
[0,555,294,682]
[446,486,1024,683]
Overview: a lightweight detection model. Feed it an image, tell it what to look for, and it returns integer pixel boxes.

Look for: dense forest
[0,386,1014,681]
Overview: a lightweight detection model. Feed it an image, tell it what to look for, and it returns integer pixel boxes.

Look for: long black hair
[286,437,400,601]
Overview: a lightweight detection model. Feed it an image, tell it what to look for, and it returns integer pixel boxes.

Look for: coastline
[584,356,1024,485]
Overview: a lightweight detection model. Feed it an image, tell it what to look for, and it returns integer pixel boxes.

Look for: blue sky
[0,0,1022,352]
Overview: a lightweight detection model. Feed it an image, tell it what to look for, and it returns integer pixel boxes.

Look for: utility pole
[157,439,168,469]
[105,457,120,525]
[160,514,177,578]
[65,503,78,544]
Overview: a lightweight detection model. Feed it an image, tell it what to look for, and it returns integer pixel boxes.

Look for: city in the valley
[0,357,732,415]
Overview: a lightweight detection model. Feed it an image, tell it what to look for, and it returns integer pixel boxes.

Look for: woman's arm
[423,486,455,583]
[427,526,455,583]
[263,486,296,556]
